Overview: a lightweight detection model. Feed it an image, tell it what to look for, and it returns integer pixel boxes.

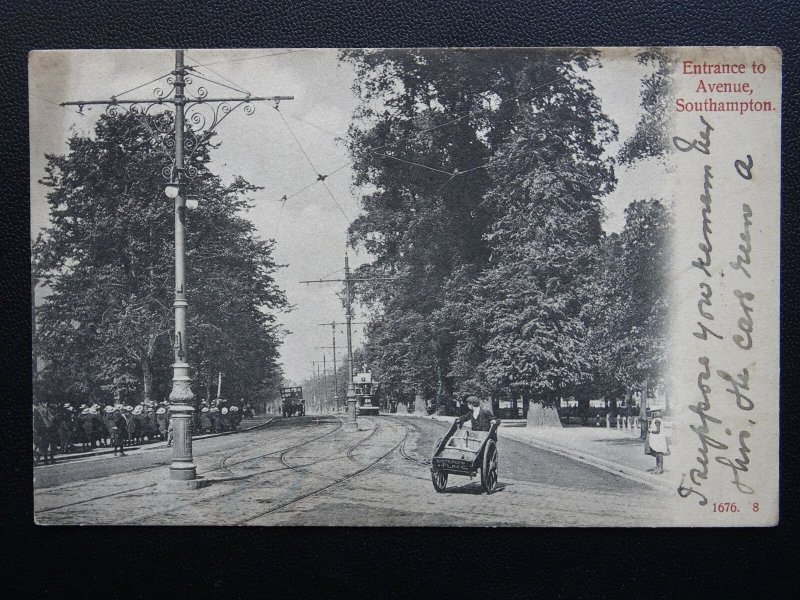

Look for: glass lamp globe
[164,183,180,199]
[185,199,199,210]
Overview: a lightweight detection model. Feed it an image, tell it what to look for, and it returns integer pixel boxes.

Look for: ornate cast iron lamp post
[63,50,292,486]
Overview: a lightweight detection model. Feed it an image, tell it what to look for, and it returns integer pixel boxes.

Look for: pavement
[39,416,276,464]
[397,414,673,492]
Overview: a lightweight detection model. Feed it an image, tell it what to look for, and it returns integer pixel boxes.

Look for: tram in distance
[353,367,381,416]
[280,386,305,417]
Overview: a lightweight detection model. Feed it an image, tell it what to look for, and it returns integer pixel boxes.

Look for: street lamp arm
[61,95,294,107]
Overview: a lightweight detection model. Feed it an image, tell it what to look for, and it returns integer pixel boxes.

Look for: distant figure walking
[646,410,669,474]
[111,409,127,457]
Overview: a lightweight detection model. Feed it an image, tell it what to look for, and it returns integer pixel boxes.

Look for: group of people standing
[32,399,173,463]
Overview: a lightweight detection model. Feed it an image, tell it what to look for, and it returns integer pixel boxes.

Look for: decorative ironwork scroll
[100,71,258,181]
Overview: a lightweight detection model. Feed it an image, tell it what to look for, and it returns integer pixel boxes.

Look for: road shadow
[443,481,507,495]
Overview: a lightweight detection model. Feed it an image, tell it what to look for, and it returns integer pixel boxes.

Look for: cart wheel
[481,439,498,494]
[431,468,448,493]
[431,437,447,492]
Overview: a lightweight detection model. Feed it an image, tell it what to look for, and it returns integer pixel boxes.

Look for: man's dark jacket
[457,407,498,432]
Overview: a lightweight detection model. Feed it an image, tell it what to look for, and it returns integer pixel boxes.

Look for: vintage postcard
[30,47,780,526]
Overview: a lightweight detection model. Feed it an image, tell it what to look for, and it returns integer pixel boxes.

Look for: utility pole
[301,254,396,431]
[323,355,329,412]
[316,345,338,412]
[318,322,341,411]
[62,49,293,487]
[312,360,329,414]
[318,322,366,412]
[310,366,319,413]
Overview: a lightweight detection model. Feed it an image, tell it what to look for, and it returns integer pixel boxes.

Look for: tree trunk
[413,389,427,415]
[640,377,649,440]
[526,392,562,428]
[142,356,153,404]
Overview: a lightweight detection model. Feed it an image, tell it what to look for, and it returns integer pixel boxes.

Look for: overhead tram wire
[188,49,309,68]
[113,71,175,99]
[274,104,352,224]
[184,53,310,236]
[285,112,345,140]
[185,53,253,96]
[276,75,563,204]
[272,198,286,239]
[319,266,346,280]
[33,93,85,116]
[185,71,253,96]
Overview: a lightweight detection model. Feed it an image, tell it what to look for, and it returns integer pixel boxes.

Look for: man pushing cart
[430,396,501,494]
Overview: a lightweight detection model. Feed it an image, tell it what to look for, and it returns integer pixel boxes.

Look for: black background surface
[2,1,797,597]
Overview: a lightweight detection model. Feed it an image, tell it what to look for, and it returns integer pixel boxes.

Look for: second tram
[353,368,380,416]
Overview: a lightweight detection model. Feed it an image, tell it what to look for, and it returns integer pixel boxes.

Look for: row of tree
[339,48,672,424]
[33,112,287,408]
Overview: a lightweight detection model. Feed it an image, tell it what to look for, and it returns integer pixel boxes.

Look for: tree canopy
[340,49,672,421]
[33,111,287,407]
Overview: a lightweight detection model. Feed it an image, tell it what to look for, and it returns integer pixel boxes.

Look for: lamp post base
[169,462,197,480]
[168,398,197,482]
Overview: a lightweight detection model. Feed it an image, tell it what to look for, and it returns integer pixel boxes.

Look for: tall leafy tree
[33,112,287,407]
[457,77,617,424]
[618,48,674,165]
[341,48,614,409]
[599,200,672,393]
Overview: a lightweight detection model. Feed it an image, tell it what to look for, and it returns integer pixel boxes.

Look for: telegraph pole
[323,355,329,411]
[316,345,338,412]
[312,360,329,413]
[62,49,293,486]
[318,322,340,411]
[301,254,396,431]
[318,322,366,412]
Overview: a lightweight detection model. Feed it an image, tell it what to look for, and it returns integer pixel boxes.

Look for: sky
[29,48,667,385]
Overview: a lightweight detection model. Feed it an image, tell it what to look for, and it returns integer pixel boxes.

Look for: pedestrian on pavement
[111,409,127,456]
[645,410,669,474]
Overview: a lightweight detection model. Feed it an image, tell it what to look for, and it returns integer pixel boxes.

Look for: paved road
[33,419,276,490]
[35,415,663,526]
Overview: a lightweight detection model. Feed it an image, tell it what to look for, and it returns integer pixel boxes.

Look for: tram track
[35,416,336,518]
[383,415,432,467]
[35,418,283,495]
[116,416,347,525]
[35,483,158,514]
[38,416,418,525]
[346,419,381,465]
[234,418,412,525]
[215,417,322,477]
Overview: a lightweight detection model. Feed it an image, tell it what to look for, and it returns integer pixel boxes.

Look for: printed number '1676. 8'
[712,502,760,512]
